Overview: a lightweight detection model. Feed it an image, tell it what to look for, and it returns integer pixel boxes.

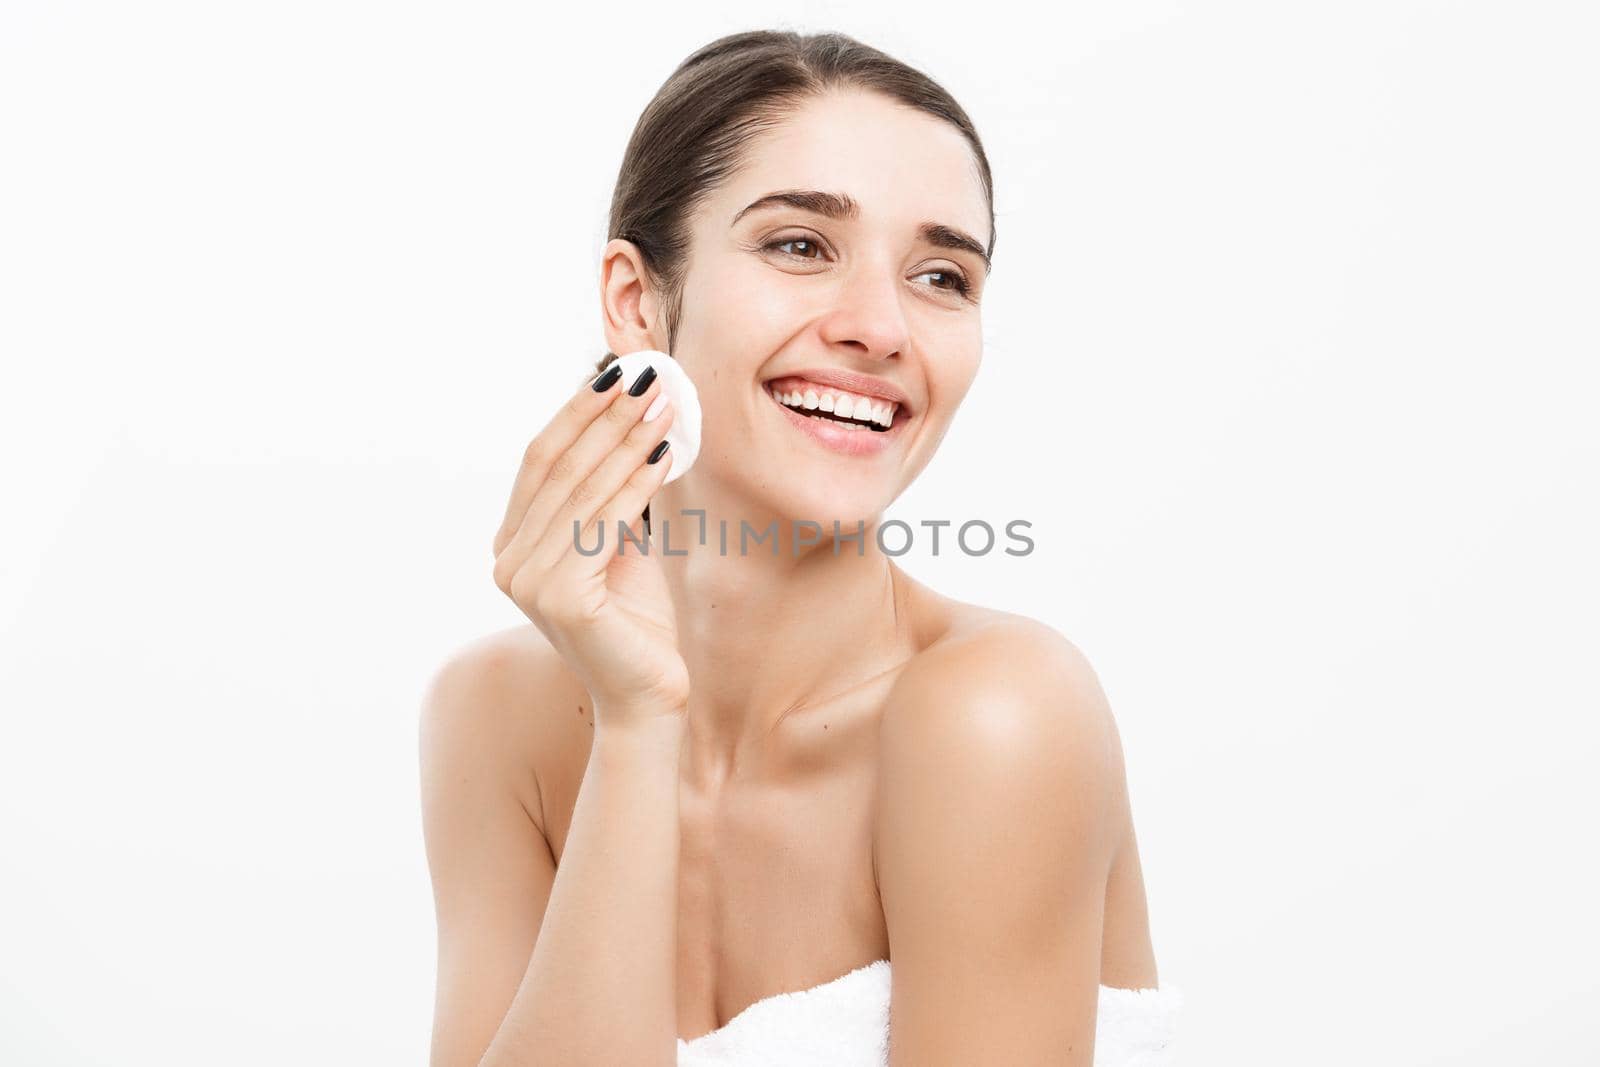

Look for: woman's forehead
[715,97,988,243]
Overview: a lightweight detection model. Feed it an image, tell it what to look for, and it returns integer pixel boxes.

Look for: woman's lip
[764,373,913,416]
[764,385,905,456]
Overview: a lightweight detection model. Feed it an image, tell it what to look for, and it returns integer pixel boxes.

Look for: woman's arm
[420,639,685,1067]
[874,618,1123,1067]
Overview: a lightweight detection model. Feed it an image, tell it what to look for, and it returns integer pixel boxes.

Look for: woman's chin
[770,498,887,544]
[696,468,893,550]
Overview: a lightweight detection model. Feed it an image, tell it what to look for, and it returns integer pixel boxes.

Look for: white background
[3,2,1596,1064]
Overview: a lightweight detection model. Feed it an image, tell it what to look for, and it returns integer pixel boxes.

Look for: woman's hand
[492,363,689,731]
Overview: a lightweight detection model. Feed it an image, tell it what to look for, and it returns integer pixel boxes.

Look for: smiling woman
[420,28,1180,1067]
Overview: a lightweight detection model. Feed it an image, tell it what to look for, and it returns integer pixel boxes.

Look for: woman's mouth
[763,378,909,456]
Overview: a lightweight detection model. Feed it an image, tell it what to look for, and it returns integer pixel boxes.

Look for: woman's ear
[599,238,663,356]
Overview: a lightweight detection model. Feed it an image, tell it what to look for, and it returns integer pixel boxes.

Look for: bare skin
[427,571,1158,1050]
[422,87,1160,1065]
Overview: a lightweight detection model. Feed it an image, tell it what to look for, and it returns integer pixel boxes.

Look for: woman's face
[663,89,990,530]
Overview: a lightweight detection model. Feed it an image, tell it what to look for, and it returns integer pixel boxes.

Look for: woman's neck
[650,493,913,791]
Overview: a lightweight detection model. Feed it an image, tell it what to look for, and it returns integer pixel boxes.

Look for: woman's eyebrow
[731,188,991,273]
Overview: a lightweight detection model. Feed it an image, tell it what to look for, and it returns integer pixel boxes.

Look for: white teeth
[770,381,902,430]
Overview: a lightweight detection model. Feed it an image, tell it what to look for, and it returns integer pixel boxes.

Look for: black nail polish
[627,364,658,397]
[647,440,670,465]
[592,364,623,392]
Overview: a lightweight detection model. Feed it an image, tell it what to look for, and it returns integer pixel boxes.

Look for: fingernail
[627,364,658,397]
[592,364,623,392]
[643,393,669,422]
[647,440,671,465]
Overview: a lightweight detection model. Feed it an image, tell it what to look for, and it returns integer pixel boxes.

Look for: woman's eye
[916,269,973,297]
[763,237,974,301]
[765,237,823,260]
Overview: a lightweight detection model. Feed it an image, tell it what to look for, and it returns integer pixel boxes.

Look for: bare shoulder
[871,606,1139,1053]
[419,626,589,1067]
[418,623,588,836]
[875,604,1129,865]
[884,605,1124,774]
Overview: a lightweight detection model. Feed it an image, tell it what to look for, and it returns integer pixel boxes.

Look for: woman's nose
[815,263,912,361]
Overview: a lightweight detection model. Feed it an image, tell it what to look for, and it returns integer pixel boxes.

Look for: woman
[421,29,1180,1066]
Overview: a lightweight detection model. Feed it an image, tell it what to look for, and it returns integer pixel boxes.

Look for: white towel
[676,959,1183,1066]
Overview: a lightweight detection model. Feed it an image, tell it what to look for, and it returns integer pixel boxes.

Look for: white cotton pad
[611,349,702,484]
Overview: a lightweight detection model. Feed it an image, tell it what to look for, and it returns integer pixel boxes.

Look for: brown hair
[590,29,997,378]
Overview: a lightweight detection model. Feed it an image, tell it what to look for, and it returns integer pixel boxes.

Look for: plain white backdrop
[3,2,1596,1064]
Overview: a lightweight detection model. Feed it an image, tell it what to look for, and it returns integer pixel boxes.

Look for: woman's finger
[522,398,676,578]
[500,370,666,570]
[543,438,675,598]
[491,362,641,558]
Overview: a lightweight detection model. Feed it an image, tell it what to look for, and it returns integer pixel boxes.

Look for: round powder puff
[610,350,702,484]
